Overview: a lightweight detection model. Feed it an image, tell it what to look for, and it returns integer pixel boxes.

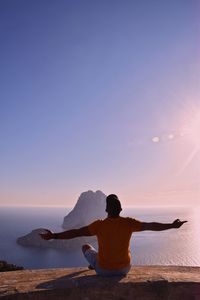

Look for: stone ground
[0,266,200,300]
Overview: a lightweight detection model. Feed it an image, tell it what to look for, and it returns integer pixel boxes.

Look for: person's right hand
[39,229,54,240]
[172,219,187,228]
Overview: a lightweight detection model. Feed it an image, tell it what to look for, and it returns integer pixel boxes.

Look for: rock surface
[17,190,106,250]
[0,266,200,299]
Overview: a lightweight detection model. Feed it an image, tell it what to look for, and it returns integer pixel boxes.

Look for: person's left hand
[39,229,54,240]
[172,219,187,228]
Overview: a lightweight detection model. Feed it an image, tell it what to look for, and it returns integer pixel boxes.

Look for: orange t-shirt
[87,216,141,270]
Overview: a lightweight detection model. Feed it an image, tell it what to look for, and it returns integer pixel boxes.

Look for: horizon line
[0,204,196,209]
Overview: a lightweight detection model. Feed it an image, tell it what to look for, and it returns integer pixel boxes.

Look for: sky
[1,0,200,207]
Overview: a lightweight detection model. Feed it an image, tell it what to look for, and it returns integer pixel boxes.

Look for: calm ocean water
[0,206,199,269]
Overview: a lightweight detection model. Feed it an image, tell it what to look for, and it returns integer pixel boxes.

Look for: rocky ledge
[0,266,200,299]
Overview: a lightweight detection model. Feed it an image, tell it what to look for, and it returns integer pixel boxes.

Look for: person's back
[88,216,141,270]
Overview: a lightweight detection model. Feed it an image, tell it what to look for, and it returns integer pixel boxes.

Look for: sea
[0,206,199,269]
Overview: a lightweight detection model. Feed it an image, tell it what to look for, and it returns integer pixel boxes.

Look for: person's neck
[107,214,120,219]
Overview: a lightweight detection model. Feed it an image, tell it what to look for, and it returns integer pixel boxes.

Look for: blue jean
[83,245,131,276]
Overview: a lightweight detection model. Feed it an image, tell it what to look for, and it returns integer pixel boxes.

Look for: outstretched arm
[140,219,187,231]
[39,226,92,240]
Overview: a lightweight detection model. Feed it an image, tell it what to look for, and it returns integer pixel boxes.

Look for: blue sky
[1,0,200,206]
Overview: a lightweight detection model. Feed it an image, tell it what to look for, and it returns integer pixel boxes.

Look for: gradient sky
[1,0,200,207]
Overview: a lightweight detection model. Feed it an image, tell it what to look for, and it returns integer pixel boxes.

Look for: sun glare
[151,103,200,174]
[182,111,200,146]
[177,104,200,174]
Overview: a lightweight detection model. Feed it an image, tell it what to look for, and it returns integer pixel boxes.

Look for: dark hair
[106,194,122,217]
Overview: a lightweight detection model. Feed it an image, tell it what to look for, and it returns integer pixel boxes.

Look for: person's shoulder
[120,216,141,225]
[119,216,136,222]
[87,219,103,234]
[101,217,111,223]
[123,217,142,231]
[125,217,138,221]
[87,219,102,228]
[91,219,103,224]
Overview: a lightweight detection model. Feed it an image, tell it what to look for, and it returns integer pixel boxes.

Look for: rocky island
[17,190,106,250]
[62,190,106,229]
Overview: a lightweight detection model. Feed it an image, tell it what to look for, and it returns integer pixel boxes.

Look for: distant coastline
[0,260,24,272]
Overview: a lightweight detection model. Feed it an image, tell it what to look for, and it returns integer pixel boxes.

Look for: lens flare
[152,136,160,143]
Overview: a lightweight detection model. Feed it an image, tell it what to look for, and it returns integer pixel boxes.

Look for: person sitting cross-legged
[40,194,187,276]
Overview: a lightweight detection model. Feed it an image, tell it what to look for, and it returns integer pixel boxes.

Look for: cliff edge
[0,266,200,299]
